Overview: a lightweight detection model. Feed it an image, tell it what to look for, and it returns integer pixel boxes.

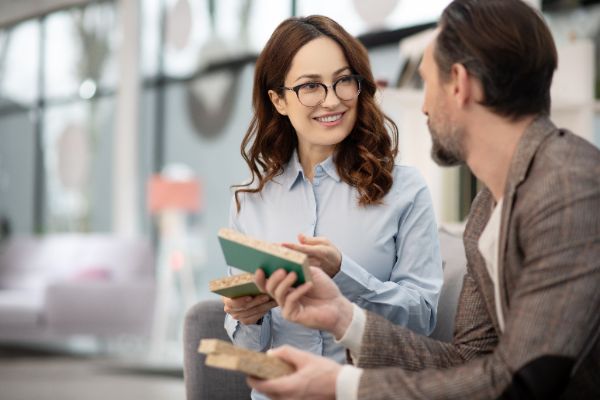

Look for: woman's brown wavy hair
[234,15,399,211]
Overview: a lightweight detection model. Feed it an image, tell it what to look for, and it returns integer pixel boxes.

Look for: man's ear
[268,90,288,116]
[449,63,478,108]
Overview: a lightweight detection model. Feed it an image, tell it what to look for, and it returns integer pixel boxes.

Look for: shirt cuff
[334,253,380,303]
[225,312,271,351]
[336,365,363,400]
[335,304,366,356]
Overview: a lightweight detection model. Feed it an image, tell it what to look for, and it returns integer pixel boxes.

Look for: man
[246,0,600,399]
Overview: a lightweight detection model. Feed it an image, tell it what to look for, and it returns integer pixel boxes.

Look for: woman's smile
[313,111,345,127]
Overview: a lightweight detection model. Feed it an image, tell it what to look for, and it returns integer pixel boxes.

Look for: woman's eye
[300,82,321,92]
[336,76,353,85]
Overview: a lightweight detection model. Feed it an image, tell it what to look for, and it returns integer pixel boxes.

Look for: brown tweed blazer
[355,116,600,399]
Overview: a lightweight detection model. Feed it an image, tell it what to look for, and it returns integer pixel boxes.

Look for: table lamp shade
[148,175,201,213]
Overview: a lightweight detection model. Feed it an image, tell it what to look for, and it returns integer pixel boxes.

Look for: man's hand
[247,345,340,400]
[222,294,277,325]
[255,267,353,339]
[281,234,342,277]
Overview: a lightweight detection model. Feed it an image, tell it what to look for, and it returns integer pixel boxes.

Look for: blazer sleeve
[354,167,600,399]
[357,265,498,370]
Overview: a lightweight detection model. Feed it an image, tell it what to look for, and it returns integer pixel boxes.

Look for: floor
[0,345,186,400]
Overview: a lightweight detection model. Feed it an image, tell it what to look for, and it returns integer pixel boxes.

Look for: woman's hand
[281,234,342,277]
[222,294,277,325]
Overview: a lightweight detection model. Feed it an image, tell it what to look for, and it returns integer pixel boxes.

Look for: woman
[223,15,442,398]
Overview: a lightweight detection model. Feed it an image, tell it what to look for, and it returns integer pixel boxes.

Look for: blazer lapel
[464,188,503,333]
[497,116,557,316]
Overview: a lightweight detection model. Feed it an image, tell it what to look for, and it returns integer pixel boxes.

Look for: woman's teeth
[316,114,342,123]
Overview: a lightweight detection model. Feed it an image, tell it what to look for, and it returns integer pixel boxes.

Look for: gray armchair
[184,300,251,400]
[183,228,466,399]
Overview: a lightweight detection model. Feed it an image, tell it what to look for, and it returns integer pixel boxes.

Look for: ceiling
[0,0,92,28]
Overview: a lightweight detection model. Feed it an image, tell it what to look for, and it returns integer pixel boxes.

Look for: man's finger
[247,376,282,397]
[309,265,330,281]
[264,268,288,295]
[272,271,297,305]
[254,269,267,292]
[268,345,312,367]
[283,282,313,311]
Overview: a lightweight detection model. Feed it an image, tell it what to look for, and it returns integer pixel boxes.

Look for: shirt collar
[320,154,341,183]
[282,151,341,190]
[282,151,304,190]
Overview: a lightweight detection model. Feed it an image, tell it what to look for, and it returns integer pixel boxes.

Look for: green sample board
[211,281,263,298]
[218,229,310,286]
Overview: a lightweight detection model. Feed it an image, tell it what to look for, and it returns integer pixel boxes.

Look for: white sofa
[0,234,156,343]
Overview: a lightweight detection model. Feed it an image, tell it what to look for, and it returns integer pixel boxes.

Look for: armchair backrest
[430,227,467,342]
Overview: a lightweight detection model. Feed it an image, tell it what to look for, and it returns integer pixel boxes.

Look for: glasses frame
[280,74,364,107]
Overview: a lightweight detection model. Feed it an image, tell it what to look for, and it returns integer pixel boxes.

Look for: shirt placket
[308,165,327,237]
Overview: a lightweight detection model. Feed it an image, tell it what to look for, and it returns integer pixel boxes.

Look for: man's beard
[427,118,465,167]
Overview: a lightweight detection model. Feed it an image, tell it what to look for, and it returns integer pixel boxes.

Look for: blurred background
[0,0,598,398]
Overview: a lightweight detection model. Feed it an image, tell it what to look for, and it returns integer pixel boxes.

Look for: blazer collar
[503,115,556,195]
[464,187,504,333]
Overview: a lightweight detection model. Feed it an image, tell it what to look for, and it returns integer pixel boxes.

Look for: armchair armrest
[183,300,251,400]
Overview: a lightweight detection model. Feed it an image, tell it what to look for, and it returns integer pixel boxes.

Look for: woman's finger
[281,242,321,256]
[224,294,270,313]
[298,233,329,245]
[236,300,277,320]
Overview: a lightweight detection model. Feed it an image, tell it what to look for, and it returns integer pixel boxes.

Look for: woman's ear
[268,89,288,116]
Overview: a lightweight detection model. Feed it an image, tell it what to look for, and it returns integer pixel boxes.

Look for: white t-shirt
[477,198,505,332]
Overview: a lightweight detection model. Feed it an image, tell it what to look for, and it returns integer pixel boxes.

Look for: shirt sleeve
[223,195,273,351]
[332,171,443,335]
[336,365,363,400]
[336,304,366,357]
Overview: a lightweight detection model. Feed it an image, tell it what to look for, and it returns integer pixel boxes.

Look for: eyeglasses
[280,75,363,107]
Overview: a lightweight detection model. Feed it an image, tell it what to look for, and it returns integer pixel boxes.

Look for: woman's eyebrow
[293,66,352,83]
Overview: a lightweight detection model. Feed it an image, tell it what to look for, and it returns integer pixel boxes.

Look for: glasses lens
[334,76,360,101]
[297,83,326,107]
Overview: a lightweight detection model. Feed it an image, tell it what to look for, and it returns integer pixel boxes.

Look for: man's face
[419,39,466,167]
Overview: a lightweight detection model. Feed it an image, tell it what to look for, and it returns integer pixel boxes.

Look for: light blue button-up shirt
[224,151,442,381]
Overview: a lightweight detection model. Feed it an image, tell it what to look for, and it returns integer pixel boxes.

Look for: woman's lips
[314,112,344,127]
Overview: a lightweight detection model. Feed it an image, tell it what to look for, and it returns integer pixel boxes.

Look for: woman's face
[269,37,359,156]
